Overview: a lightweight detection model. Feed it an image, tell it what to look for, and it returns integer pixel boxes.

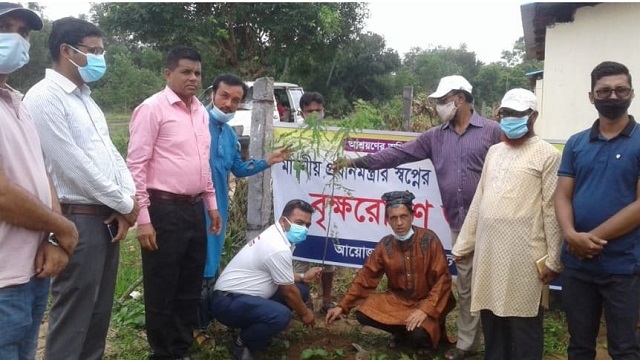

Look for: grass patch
[102,152,570,359]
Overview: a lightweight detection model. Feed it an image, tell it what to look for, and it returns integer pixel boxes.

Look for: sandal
[386,333,407,349]
[444,347,476,360]
[320,301,338,314]
[193,330,214,347]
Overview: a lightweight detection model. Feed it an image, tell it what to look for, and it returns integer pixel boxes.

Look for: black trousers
[355,311,431,348]
[142,199,207,360]
[563,269,640,360]
[480,307,544,360]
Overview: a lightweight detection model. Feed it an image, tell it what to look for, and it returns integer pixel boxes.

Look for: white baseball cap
[499,88,538,112]
[428,75,473,99]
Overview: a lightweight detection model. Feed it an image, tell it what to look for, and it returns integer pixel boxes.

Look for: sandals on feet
[193,330,214,347]
[386,333,407,349]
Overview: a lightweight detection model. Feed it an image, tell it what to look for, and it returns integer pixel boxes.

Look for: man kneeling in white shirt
[211,199,322,360]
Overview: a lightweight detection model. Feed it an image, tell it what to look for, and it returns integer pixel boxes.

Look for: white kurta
[453,136,563,317]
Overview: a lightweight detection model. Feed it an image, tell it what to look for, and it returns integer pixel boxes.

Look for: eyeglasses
[72,43,106,56]
[594,86,633,99]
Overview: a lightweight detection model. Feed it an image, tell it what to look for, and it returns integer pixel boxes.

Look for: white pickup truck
[200,81,305,155]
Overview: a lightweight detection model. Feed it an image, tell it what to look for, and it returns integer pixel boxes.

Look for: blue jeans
[0,276,50,360]
[210,283,309,351]
[563,269,640,360]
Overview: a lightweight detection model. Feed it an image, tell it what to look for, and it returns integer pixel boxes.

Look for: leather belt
[148,189,203,204]
[61,204,112,216]
[212,290,231,298]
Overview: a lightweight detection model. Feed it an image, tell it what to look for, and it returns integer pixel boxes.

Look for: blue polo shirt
[559,117,640,275]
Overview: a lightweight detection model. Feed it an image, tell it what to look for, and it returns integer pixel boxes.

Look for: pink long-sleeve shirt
[127,86,217,224]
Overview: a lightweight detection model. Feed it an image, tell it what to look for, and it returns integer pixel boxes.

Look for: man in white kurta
[452,88,563,360]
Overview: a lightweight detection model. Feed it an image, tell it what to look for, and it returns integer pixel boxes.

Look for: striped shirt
[359,111,502,231]
[23,69,135,214]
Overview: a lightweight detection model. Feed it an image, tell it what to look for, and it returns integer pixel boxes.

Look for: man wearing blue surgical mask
[24,17,139,360]
[194,74,291,346]
[211,199,322,360]
[453,88,563,360]
[326,190,455,357]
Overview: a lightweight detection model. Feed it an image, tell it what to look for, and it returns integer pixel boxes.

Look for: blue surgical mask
[500,116,530,139]
[0,33,30,74]
[68,45,106,83]
[393,227,414,242]
[209,105,235,124]
[284,218,309,245]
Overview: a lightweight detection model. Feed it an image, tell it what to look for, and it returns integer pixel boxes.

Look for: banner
[272,123,457,275]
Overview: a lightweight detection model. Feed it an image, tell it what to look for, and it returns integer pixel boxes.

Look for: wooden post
[246,77,275,242]
[402,86,413,131]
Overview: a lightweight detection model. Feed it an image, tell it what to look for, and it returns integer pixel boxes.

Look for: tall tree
[91,3,368,80]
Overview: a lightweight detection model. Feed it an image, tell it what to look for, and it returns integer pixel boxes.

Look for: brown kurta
[339,226,455,345]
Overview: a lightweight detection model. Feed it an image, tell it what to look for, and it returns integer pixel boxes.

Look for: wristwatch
[297,273,305,283]
[47,233,60,247]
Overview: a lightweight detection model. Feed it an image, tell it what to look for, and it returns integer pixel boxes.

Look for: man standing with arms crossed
[335,75,501,359]
[0,4,78,359]
[127,46,222,360]
[24,16,138,360]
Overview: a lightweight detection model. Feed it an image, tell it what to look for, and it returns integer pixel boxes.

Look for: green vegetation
[18,3,540,122]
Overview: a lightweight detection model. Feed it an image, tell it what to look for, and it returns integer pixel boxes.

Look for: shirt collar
[45,68,90,95]
[163,85,202,111]
[274,221,293,247]
[589,115,637,141]
[0,84,22,99]
[441,109,484,130]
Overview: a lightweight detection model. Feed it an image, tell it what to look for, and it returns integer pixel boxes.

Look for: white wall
[538,3,640,142]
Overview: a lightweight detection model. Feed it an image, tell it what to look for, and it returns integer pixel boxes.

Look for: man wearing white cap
[452,88,563,360]
[334,75,501,359]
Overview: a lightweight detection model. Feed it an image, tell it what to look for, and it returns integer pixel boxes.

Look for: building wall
[539,2,640,142]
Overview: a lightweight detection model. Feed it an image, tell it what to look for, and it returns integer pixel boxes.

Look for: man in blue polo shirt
[555,61,640,360]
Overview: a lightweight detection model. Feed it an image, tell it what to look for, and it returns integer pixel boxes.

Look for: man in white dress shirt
[24,17,139,360]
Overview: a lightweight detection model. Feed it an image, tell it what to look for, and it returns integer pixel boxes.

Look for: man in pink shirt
[127,45,222,360]
[0,3,78,359]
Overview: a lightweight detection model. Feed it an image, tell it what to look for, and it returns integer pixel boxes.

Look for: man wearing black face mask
[555,61,640,359]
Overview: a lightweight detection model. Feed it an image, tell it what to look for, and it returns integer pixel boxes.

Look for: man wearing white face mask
[333,75,501,359]
[0,4,80,360]
[195,74,291,344]
[326,191,455,356]
[211,199,322,360]
[24,17,139,360]
[452,88,563,360]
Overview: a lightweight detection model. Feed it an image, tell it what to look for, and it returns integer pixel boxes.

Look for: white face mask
[436,100,458,122]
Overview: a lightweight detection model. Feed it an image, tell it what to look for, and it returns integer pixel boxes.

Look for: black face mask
[594,98,631,120]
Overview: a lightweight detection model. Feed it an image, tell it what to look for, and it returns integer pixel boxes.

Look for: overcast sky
[38,1,529,64]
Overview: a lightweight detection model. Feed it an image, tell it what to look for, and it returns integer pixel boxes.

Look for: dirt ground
[34,285,616,360]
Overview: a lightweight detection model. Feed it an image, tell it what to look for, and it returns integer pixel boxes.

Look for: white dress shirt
[24,69,135,214]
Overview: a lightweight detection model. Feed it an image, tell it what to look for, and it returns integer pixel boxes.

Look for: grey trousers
[451,230,482,352]
[45,214,119,360]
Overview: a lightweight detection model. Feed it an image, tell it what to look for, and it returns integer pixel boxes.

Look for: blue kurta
[204,109,269,277]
